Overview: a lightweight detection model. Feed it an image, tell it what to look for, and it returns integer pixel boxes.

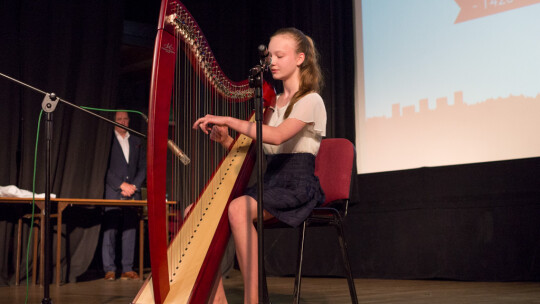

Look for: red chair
[292,138,358,303]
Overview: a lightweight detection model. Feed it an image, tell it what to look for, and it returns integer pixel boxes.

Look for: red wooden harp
[133,1,275,303]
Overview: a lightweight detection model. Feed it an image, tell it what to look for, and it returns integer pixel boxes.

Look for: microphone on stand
[139,113,191,165]
[167,139,191,165]
[251,45,272,76]
[258,44,272,69]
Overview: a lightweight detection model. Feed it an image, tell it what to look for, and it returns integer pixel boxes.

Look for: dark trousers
[101,207,138,273]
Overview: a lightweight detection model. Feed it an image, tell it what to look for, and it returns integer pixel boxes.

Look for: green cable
[80,106,145,118]
[26,109,43,304]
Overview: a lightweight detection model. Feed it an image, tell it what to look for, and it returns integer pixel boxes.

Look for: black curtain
[0,0,123,284]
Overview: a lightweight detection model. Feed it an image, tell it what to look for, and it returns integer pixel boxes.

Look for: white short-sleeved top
[263,92,327,156]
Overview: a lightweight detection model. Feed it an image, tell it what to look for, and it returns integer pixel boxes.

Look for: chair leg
[15,218,23,286]
[334,217,358,304]
[262,268,270,304]
[139,218,144,280]
[39,214,45,285]
[293,220,307,304]
[15,216,40,285]
[32,224,39,285]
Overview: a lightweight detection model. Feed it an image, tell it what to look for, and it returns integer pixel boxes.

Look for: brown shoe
[104,271,115,281]
[120,271,140,280]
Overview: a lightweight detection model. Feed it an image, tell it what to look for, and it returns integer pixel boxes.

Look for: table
[0,197,176,285]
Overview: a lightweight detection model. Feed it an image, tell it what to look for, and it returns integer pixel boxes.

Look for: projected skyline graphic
[362,91,540,173]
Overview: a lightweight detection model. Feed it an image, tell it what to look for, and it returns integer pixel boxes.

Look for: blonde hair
[271,28,323,118]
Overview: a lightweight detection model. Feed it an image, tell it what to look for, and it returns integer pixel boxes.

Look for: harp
[133,1,275,303]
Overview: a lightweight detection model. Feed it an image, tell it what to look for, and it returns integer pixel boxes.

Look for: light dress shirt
[114,130,130,164]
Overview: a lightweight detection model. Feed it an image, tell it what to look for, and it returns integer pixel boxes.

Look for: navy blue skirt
[245,153,325,227]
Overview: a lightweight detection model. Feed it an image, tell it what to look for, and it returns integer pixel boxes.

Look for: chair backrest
[314,138,355,207]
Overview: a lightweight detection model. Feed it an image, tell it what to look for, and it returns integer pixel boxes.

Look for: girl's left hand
[192,114,228,134]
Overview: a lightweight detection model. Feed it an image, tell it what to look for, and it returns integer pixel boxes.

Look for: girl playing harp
[193,27,327,304]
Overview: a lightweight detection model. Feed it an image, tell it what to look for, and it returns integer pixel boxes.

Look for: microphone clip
[250,44,271,76]
[249,44,269,88]
[258,44,272,70]
[250,65,265,76]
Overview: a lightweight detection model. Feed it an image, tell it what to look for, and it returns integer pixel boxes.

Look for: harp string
[166,26,251,282]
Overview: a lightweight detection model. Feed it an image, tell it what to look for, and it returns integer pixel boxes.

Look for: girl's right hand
[210,125,233,149]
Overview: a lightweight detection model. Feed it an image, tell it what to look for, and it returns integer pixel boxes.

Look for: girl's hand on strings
[192,114,228,134]
[210,125,229,143]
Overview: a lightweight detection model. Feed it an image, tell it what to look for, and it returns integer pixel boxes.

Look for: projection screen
[354,0,540,174]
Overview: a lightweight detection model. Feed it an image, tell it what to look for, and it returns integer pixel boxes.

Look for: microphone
[140,112,191,166]
[167,139,191,165]
[258,44,271,68]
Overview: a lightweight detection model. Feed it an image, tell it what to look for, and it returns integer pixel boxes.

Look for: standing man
[102,111,146,280]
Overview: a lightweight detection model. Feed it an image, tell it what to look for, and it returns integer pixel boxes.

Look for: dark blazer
[104,134,146,200]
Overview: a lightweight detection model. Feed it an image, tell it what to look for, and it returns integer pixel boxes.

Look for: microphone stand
[248,64,270,304]
[0,72,144,304]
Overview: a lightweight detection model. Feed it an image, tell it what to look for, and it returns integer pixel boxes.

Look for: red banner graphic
[454,0,540,23]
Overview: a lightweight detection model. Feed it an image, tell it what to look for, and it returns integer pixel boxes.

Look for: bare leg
[210,273,228,304]
[228,195,273,304]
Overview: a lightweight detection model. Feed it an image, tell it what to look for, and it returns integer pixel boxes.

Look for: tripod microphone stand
[1,72,145,304]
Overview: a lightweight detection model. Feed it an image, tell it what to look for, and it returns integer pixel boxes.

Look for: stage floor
[1,269,539,303]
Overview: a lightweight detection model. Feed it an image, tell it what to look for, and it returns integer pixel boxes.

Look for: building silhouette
[362,91,540,173]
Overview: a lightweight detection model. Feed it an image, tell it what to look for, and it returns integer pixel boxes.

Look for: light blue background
[362,0,540,118]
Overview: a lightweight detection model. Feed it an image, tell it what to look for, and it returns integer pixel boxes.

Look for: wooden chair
[273,138,358,303]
